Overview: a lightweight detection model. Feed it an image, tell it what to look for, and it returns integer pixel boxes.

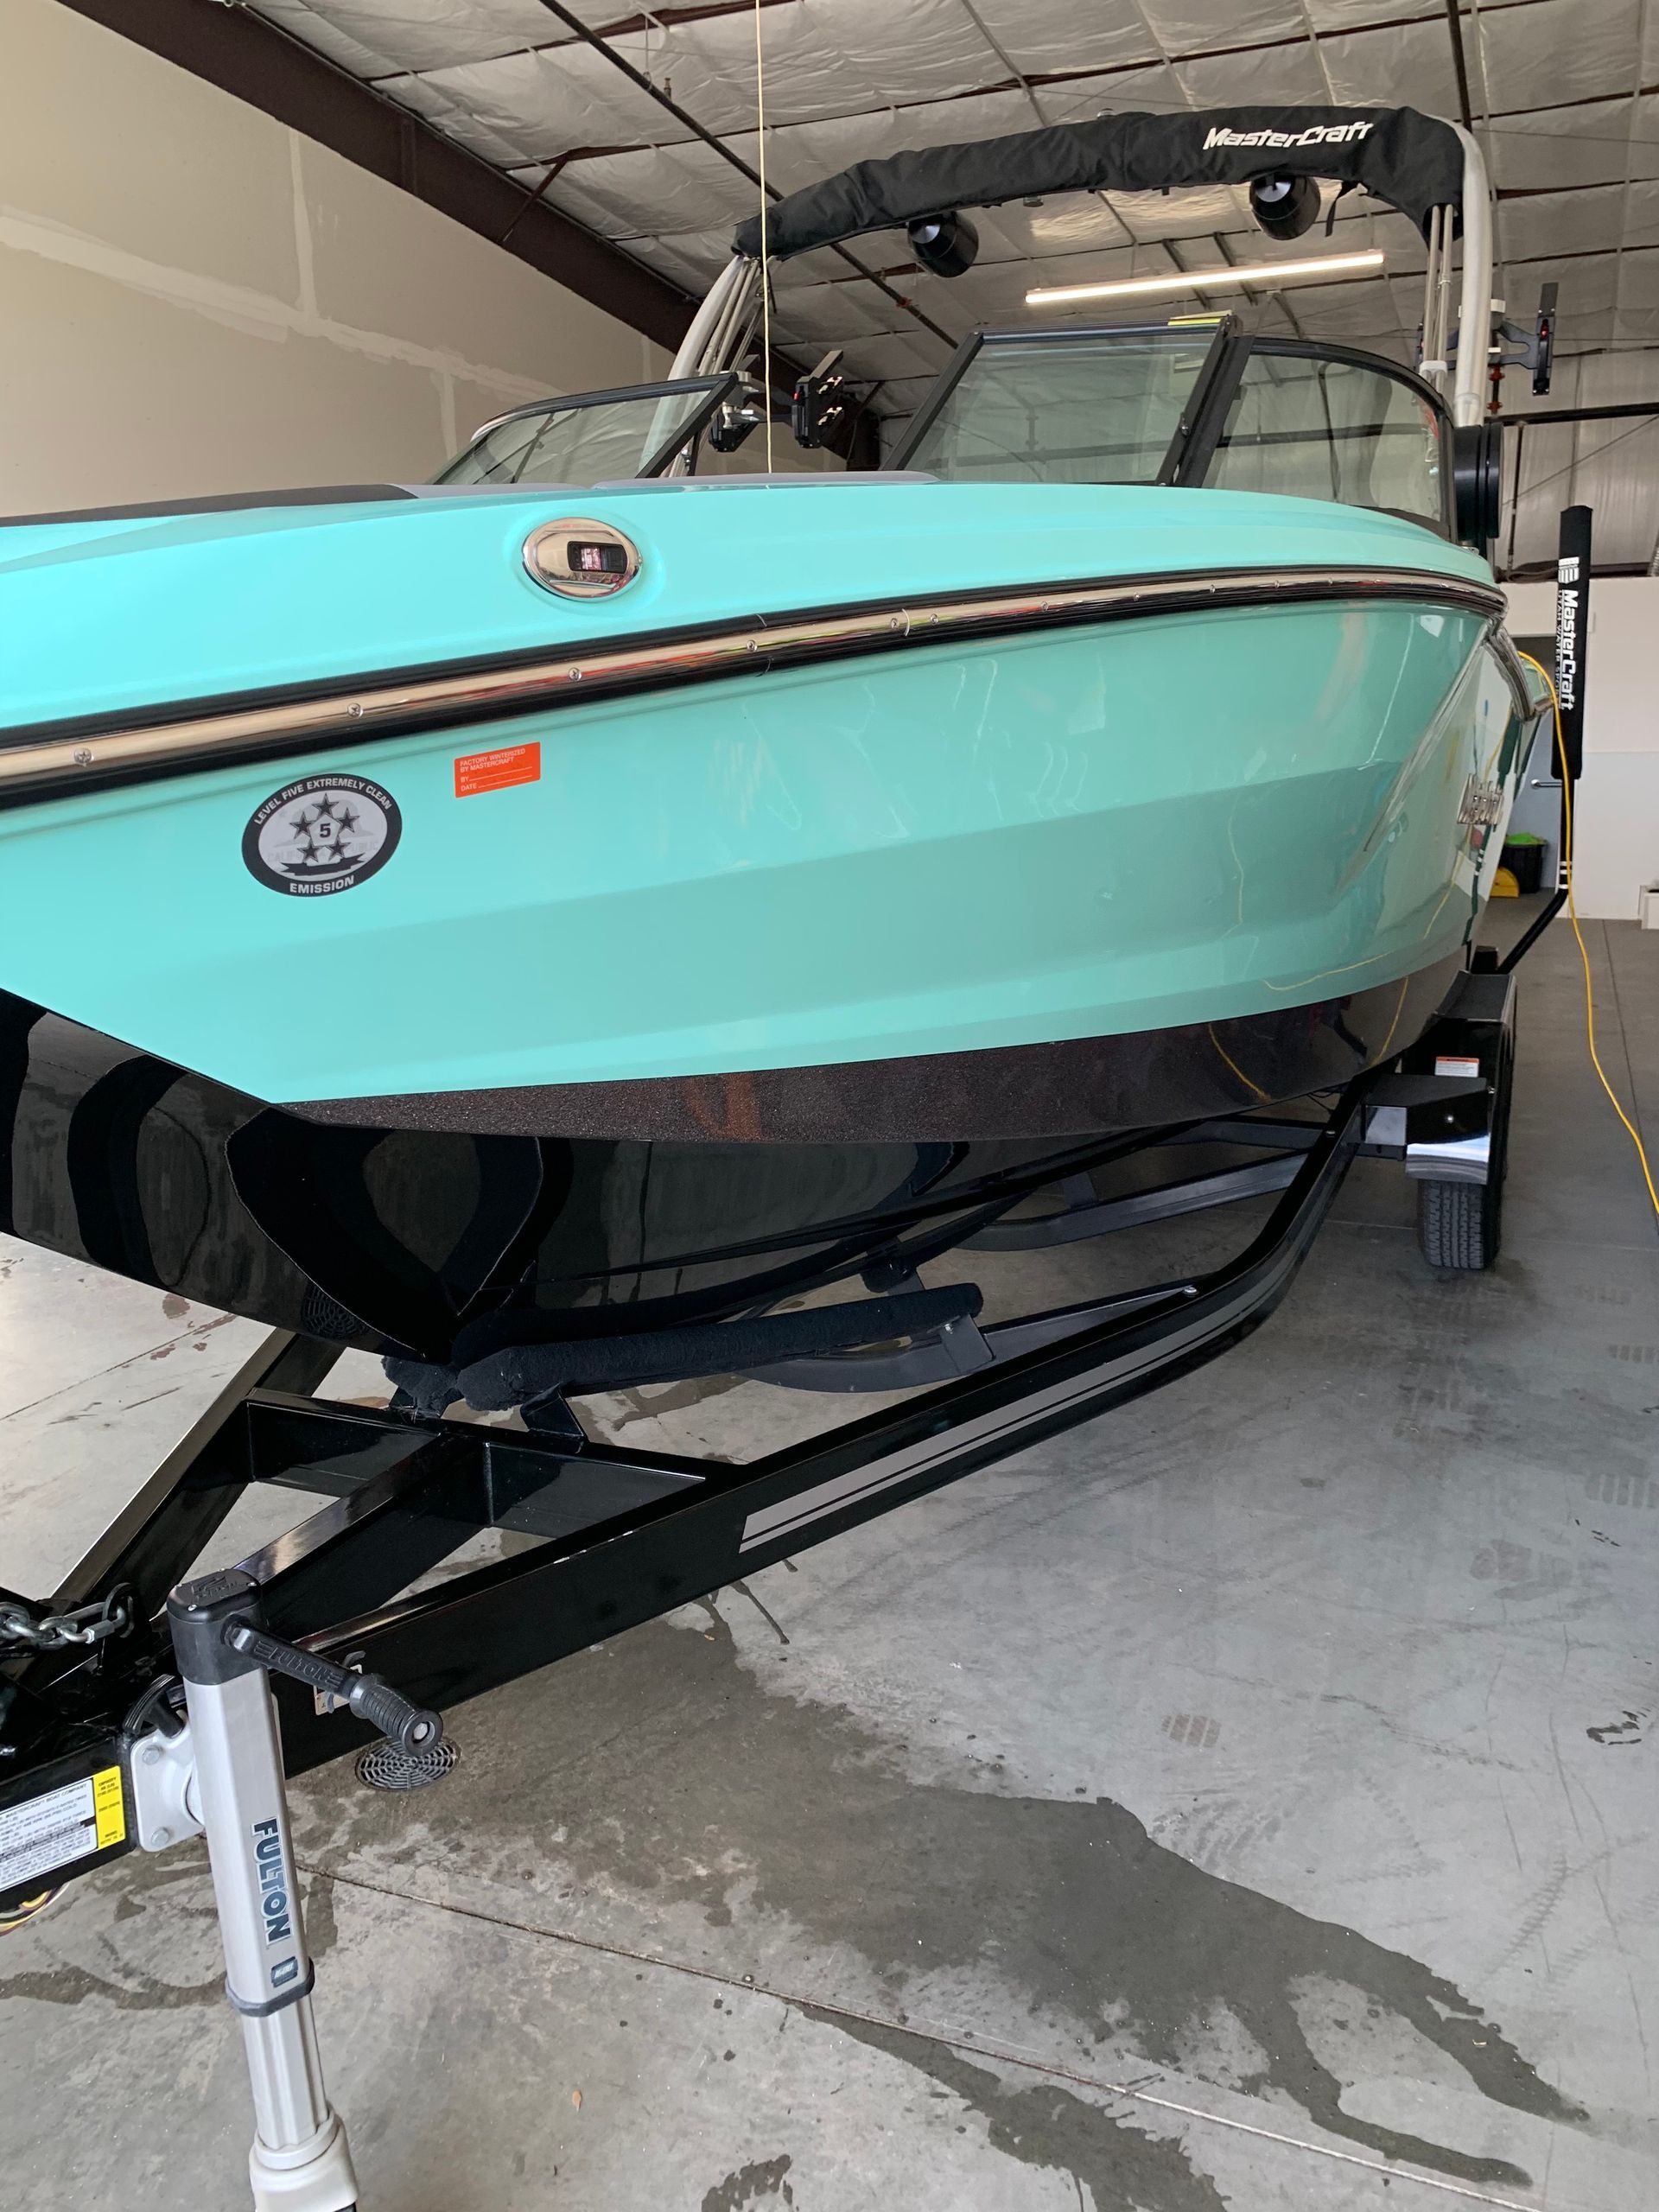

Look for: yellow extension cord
[1515,651,1659,1223]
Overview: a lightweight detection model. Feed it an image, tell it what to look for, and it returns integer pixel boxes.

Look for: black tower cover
[734,106,1464,261]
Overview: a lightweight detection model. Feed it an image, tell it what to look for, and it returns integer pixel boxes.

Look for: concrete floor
[1,914,1656,2212]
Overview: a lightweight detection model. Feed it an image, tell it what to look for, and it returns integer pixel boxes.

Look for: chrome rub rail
[0,565,1507,798]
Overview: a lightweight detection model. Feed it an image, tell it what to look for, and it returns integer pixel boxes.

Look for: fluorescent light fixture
[1026,248,1384,308]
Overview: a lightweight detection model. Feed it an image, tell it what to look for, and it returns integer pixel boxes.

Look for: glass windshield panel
[1206,352,1446,524]
[902,332,1216,485]
[442,413,543,485]
[437,385,717,486]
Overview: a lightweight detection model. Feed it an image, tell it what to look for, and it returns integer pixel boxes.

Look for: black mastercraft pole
[1499,504,1591,970]
[1554,505,1592,786]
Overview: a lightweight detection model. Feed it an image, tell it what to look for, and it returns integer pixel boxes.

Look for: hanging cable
[753,0,774,471]
[1516,652,1659,1224]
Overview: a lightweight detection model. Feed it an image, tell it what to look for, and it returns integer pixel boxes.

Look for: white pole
[1451,123,1495,427]
[668,257,757,379]
[650,257,760,476]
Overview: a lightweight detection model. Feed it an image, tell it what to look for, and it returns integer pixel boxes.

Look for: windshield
[437,380,728,487]
[1206,347,1446,524]
[899,331,1217,485]
[897,326,1449,531]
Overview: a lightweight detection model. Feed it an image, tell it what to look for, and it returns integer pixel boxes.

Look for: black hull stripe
[289,957,1465,1145]
[0,563,1506,807]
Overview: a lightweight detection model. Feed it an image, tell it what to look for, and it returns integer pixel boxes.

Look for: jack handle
[224,1621,442,1756]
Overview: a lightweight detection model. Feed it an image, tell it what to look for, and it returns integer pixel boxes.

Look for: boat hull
[0,480,1538,1358]
[0,591,1522,1122]
[2,956,1459,1361]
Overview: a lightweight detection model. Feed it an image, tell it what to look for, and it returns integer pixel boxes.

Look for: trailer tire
[1415,1015,1514,1272]
[1417,1175,1495,1269]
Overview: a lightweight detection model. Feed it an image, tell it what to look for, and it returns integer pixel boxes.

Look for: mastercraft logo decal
[243,772,402,897]
[1458,775,1503,830]
[1555,553,1581,712]
[1203,121,1374,150]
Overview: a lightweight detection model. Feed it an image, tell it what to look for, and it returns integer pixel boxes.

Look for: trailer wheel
[1417,1175,1497,1269]
[1415,1019,1514,1272]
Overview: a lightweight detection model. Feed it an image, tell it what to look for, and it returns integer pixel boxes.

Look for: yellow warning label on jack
[92,1767,125,1849]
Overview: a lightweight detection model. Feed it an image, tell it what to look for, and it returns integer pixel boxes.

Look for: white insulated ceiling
[252,0,1659,565]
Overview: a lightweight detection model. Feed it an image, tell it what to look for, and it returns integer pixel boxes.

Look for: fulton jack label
[251,1816,301,1987]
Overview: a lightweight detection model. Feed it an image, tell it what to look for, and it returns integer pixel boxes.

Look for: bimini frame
[673,109,1497,430]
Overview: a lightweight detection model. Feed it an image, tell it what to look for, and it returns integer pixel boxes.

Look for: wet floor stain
[810,2007,1227,2212]
[1470,1538,1596,1605]
[608,1374,746,1430]
[0,1849,337,2014]
[1584,1471,1658,1510]
[700,2152,795,2209]
[294,1611,1586,2194]
[1586,1710,1645,1747]
[1160,1713,1221,1751]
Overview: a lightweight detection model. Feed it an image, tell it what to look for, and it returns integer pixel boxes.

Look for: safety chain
[0,1586,132,1652]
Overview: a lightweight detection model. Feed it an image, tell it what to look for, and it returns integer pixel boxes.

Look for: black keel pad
[385,1281,986,1414]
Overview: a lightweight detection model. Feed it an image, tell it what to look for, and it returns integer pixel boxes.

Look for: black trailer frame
[0,962,1526,2210]
[1,966,1517,1917]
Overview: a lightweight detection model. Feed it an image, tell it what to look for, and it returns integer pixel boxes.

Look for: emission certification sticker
[0,1766,126,1892]
[243,772,402,897]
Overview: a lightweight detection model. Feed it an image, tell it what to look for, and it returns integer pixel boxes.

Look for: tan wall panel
[0,251,449,511]
[2,0,302,303]
[299,139,659,394]
[1,0,673,512]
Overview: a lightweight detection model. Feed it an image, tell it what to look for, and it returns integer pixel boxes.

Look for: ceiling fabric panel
[1475,0,1638,112]
[1488,102,1641,194]
[1027,65,1191,126]
[966,0,1159,79]
[1176,41,1333,106]
[256,0,415,78]
[245,0,1659,546]
[1316,19,1464,113]
[416,48,672,156]
[1136,2,1309,47]
[263,0,570,76]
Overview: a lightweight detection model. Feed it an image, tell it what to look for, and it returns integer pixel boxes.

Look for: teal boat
[0,105,1544,1378]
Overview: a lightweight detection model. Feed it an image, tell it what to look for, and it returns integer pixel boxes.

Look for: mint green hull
[0,481,1527,1113]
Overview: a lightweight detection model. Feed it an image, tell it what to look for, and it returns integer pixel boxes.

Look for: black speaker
[906,210,979,279]
[1248,173,1320,241]
[1452,420,1503,551]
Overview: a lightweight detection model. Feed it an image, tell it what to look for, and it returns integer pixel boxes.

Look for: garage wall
[0,0,671,515]
[1505,577,1659,920]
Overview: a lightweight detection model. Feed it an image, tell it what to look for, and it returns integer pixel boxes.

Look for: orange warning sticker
[454,741,541,798]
